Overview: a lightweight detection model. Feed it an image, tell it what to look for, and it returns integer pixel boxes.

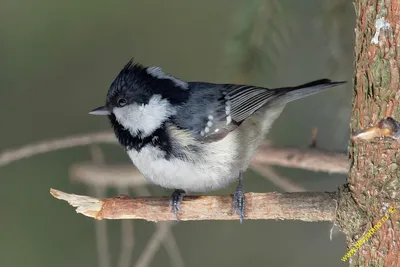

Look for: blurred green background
[0,0,355,266]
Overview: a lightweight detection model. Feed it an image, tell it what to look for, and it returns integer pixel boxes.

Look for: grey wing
[220,83,284,123]
[173,82,282,142]
[173,79,345,142]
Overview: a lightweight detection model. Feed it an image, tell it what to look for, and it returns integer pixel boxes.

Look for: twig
[87,146,135,267]
[252,163,306,192]
[90,186,111,267]
[69,163,148,188]
[90,145,106,165]
[133,222,174,267]
[133,187,184,267]
[50,189,337,222]
[0,132,115,167]
[253,144,348,174]
[162,230,185,267]
[1,131,348,174]
[309,127,318,148]
[71,163,184,267]
[117,188,134,267]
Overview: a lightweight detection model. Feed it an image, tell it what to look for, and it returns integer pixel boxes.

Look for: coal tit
[89,60,346,223]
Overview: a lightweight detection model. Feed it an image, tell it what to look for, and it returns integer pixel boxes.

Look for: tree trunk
[340,0,400,265]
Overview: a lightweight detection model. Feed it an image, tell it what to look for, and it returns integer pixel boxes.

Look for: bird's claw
[169,189,185,220]
[232,174,245,223]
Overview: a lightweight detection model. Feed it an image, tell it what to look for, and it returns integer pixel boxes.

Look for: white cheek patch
[113,94,176,137]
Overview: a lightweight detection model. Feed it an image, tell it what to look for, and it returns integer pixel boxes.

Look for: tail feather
[270,79,347,106]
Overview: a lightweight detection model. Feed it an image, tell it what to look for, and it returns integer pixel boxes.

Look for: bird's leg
[169,189,186,220]
[233,173,245,223]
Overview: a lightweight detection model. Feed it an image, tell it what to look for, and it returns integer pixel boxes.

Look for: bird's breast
[126,133,241,192]
[124,107,281,192]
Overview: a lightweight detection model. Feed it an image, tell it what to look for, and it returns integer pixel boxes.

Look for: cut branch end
[50,188,104,219]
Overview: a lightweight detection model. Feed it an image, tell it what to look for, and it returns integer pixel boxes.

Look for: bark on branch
[50,188,337,222]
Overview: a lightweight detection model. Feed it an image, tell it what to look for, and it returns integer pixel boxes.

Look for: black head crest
[106,59,190,106]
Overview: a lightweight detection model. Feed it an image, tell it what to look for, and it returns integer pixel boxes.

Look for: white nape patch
[113,94,176,137]
[372,18,390,44]
[146,66,188,89]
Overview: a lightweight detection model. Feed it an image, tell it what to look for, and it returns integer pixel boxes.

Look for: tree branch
[1,132,348,174]
[50,188,337,222]
[0,132,115,167]
[69,163,149,188]
[253,144,348,174]
[251,162,306,192]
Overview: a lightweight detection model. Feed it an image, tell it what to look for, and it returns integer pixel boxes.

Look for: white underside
[127,105,285,192]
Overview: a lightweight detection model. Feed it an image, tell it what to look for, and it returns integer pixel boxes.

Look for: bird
[89,59,346,223]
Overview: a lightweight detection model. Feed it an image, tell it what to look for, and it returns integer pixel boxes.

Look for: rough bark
[340,0,400,265]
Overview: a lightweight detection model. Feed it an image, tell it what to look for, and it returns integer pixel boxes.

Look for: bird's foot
[232,174,245,223]
[169,189,186,221]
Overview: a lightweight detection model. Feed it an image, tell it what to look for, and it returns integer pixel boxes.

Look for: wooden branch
[253,144,348,174]
[50,188,337,222]
[0,132,115,167]
[251,162,306,192]
[1,131,348,174]
[69,163,149,188]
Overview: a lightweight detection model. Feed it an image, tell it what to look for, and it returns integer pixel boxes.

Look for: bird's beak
[89,106,111,116]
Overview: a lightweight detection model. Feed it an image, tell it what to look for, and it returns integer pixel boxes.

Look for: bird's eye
[117,98,127,107]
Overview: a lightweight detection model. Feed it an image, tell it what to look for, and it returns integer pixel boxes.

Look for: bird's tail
[270,79,346,106]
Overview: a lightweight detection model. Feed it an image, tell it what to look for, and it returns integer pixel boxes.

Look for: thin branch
[116,187,134,267]
[132,187,184,267]
[1,131,348,174]
[90,145,106,165]
[133,222,174,267]
[162,230,185,267]
[70,162,184,267]
[253,144,348,174]
[89,186,111,267]
[0,132,115,167]
[69,163,149,188]
[252,163,306,192]
[50,189,337,222]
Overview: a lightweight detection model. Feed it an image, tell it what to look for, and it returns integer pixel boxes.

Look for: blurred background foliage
[0,0,354,266]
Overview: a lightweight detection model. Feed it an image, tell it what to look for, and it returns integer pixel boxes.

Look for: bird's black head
[89,60,190,137]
